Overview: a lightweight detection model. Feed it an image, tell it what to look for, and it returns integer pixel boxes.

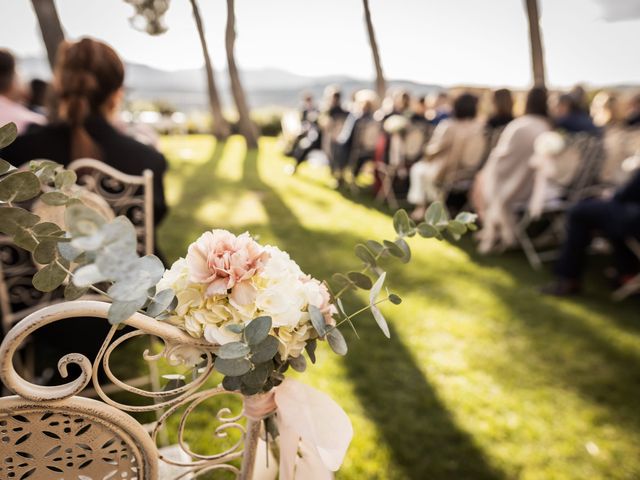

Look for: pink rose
[186,230,269,297]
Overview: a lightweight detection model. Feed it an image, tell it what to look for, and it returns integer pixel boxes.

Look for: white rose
[204,323,242,345]
[157,258,190,292]
[276,323,313,359]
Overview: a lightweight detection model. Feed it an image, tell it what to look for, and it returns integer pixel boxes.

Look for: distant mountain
[17,56,442,110]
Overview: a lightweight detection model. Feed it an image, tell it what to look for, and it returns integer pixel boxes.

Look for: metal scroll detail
[0,301,255,479]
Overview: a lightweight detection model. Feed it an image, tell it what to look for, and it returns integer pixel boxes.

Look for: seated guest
[0,38,169,385]
[408,93,486,219]
[486,88,514,129]
[554,93,600,135]
[1,38,168,231]
[410,96,430,126]
[0,49,46,133]
[290,92,322,172]
[320,86,348,175]
[542,168,640,295]
[426,91,451,125]
[28,78,49,116]
[473,87,551,253]
[336,90,378,178]
[624,94,640,127]
[590,91,621,128]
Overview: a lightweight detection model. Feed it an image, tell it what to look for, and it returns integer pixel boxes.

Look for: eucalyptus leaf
[354,243,377,267]
[32,222,63,237]
[0,122,17,148]
[305,339,317,364]
[13,227,37,252]
[215,357,252,377]
[383,240,404,258]
[369,271,386,304]
[250,335,280,364]
[65,203,107,237]
[0,207,39,236]
[0,171,40,202]
[32,261,67,292]
[225,324,245,334]
[64,282,88,301]
[108,273,151,302]
[425,201,445,225]
[455,211,478,225]
[365,240,386,257]
[446,220,467,236]
[326,328,348,355]
[33,239,58,264]
[393,209,412,236]
[389,293,402,305]
[0,158,14,175]
[107,296,146,324]
[417,222,441,239]
[222,375,242,392]
[244,316,272,345]
[395,238,411,263]
[308,304,328,337]
[371,305,391,338]
[58,237,83,262]
[137,254,166,285]
[146,289,175,317]
[241,361,273,388]
[347,271,372,290]
[54,170,77,190]
[288,354,307,372]
[331,273,354,290]
[218,341,251,360]
[40,191,69,206]
[72,264,107,287]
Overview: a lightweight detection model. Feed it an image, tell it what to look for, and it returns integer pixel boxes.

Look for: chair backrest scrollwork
[0,300,260,479]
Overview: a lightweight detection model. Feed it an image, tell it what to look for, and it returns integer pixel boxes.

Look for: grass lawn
[155,134,640,480]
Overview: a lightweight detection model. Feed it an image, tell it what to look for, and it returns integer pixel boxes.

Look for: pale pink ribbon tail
[243,378,353,480]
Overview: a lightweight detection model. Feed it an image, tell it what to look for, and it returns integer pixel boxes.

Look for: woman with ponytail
[1,37,168,228]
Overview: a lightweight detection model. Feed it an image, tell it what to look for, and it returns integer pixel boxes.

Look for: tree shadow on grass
[242,149,506,480]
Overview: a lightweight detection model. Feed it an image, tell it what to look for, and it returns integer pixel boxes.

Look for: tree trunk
[525,0,546,87]
[189,0,230,139]
[31,0,65,70]
[362,0,386,99]
[225,0,258,149]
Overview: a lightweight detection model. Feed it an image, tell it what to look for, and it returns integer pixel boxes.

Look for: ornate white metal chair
[0,301,262,479]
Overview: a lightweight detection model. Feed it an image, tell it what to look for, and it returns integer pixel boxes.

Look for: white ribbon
[245,378,353,480]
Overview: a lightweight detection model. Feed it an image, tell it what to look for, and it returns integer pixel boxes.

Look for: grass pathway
[157,135,640,480]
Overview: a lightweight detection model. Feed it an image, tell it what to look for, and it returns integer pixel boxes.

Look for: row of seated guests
[0,39,169,385]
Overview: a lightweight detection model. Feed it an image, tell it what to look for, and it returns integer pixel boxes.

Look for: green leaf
[371,305,391,338]
[331,273,354,290]
[355,243,377,268]
[226,324,245,334]
[395,238,411,263]
[288,354,307,372]
[425,201,445,225]
[0,158,14,175]
[72,264,107,287]
[244,316,272,345]
[107,296,146,324]
[455,211,478,225]
[54,170,77,190]
[33,239,58,264]
[32,222,64,237]
[58,238,83,262]
[0,122,17,148]
[13,227,37,251]
[40,191,69,206]
[389,293,402,305]
[218,341,251,360]
[146,289,175,317]
[305,339,317,364]
[383,240,404,258]
[326,328,348,355]
[250,335,280,364]
[64,282,88,301]
[0,207,39,235]
[32,261,67,292]
[446,220,467,236]
[416,222,441,239]
[366,240,386,257]
[347,271,372,289]
[0,171,41,202]
[64,203,107,237]
[215,357,252,376]
[241,361,273,388]
[309,304,328,337]
[393,209,413,236]
[222,375,242,392]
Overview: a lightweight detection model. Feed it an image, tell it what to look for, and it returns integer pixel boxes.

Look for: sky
[1,0,639,88]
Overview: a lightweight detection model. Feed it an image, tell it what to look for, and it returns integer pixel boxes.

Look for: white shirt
[0,95,46,134]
